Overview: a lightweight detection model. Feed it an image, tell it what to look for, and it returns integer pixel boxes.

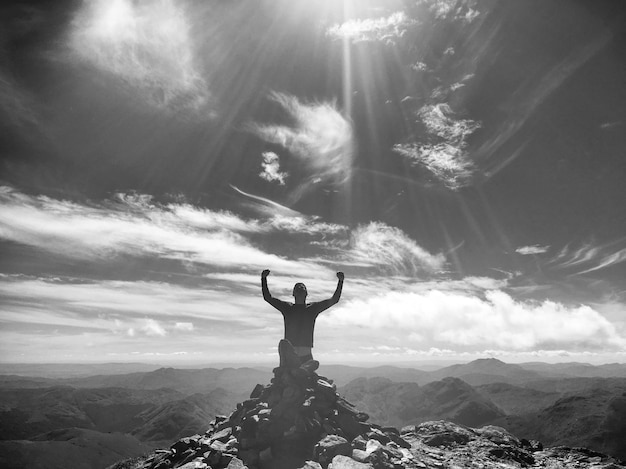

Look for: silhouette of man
[262,269,344,365]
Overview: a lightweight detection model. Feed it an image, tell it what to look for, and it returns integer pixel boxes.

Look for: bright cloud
[326,11,414,43]
[324,289,626,352]
[174,322,194,331]
[516,245,550,255]
[0,187,329,276]
[141,318,167,336]
[394,103,480,190]
[347,222,445,276]
[260,151,287,185]
[68,0,208,111]
[249,92,354,199]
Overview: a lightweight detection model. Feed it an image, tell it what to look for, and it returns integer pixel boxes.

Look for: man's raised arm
[261,270,287,310]
[314,272,344,313]
[330,271,344,305]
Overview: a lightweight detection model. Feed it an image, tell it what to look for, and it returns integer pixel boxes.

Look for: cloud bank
[326,288,626,352]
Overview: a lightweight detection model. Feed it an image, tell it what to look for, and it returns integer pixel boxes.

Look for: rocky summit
[109,355,626,469]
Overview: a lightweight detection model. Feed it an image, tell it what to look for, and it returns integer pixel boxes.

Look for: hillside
[340,376,504,428]
[475,382,561,415]
[0,428,154,469]
[0,386,238,443]
[493,385,626,460]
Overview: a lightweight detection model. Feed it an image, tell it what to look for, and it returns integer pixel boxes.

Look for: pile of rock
[400,420,624,469]
[134,345,414,469]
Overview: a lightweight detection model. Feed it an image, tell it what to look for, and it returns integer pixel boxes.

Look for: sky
[1,0,625,366]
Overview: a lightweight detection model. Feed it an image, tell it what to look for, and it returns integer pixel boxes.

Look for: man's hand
[336,272,344,281]
[262,269,270,278]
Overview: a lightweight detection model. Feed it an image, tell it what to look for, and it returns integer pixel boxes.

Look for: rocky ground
[108,344,626,469]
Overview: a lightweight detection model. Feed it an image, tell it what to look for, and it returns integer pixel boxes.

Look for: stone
[301,359,320,373]
[521,438,544,452]
[224,456,246,468]
[172,436,200,454]
[250,384,265,399]
[328,455,374,469]
[351,449,369,462]
[210,427,233,443]
[297,461,323,469]
[385,432,411,450]
[335,412,366,440]
[415,421,475,447]
[477,425,520,447]
[314,435,352,466]
[178,461,209,469]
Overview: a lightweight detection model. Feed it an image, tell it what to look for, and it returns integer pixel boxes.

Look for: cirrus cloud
[0,186,328,276]
[347,222,445,276]
[248,92,354,201]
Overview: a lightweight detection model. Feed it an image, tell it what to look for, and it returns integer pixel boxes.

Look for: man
[262,269,344,365]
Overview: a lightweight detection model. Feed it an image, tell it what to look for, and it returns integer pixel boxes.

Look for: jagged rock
[178,462,208,469]
[313,435,351,467]
[408,420,475,447]
[297,462,323,469]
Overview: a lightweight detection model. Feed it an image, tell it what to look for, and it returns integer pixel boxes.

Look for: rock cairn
[136,348,414,469]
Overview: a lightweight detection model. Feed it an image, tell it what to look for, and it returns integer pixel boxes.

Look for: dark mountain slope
[475,382,561,415]
[494,384,626,460]
[0,427,154,469]
[339,376,504,428]
[0,387,183,440]
[132,389,239,443]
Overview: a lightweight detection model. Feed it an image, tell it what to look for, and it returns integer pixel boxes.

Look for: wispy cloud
[548,241,626,275]
[326,11,415,43]
[427,0,480,23]
[68,0,209,111]
[516,245,550,256]
[0,187,329,276]
[347,222,445,276]
[248,92,354,201]
[324,288,626,352]
[394,103,480,190]
[259,151,287,185]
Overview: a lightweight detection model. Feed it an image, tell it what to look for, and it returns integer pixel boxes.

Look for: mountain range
[2,358,626,468]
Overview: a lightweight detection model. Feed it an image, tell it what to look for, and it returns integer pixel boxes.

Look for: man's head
[293,282,307,303]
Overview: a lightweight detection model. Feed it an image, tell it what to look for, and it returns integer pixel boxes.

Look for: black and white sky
[1,0,625,364]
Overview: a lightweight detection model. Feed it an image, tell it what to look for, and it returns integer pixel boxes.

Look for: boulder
[314,435,352,467]
[328,455,374,469]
